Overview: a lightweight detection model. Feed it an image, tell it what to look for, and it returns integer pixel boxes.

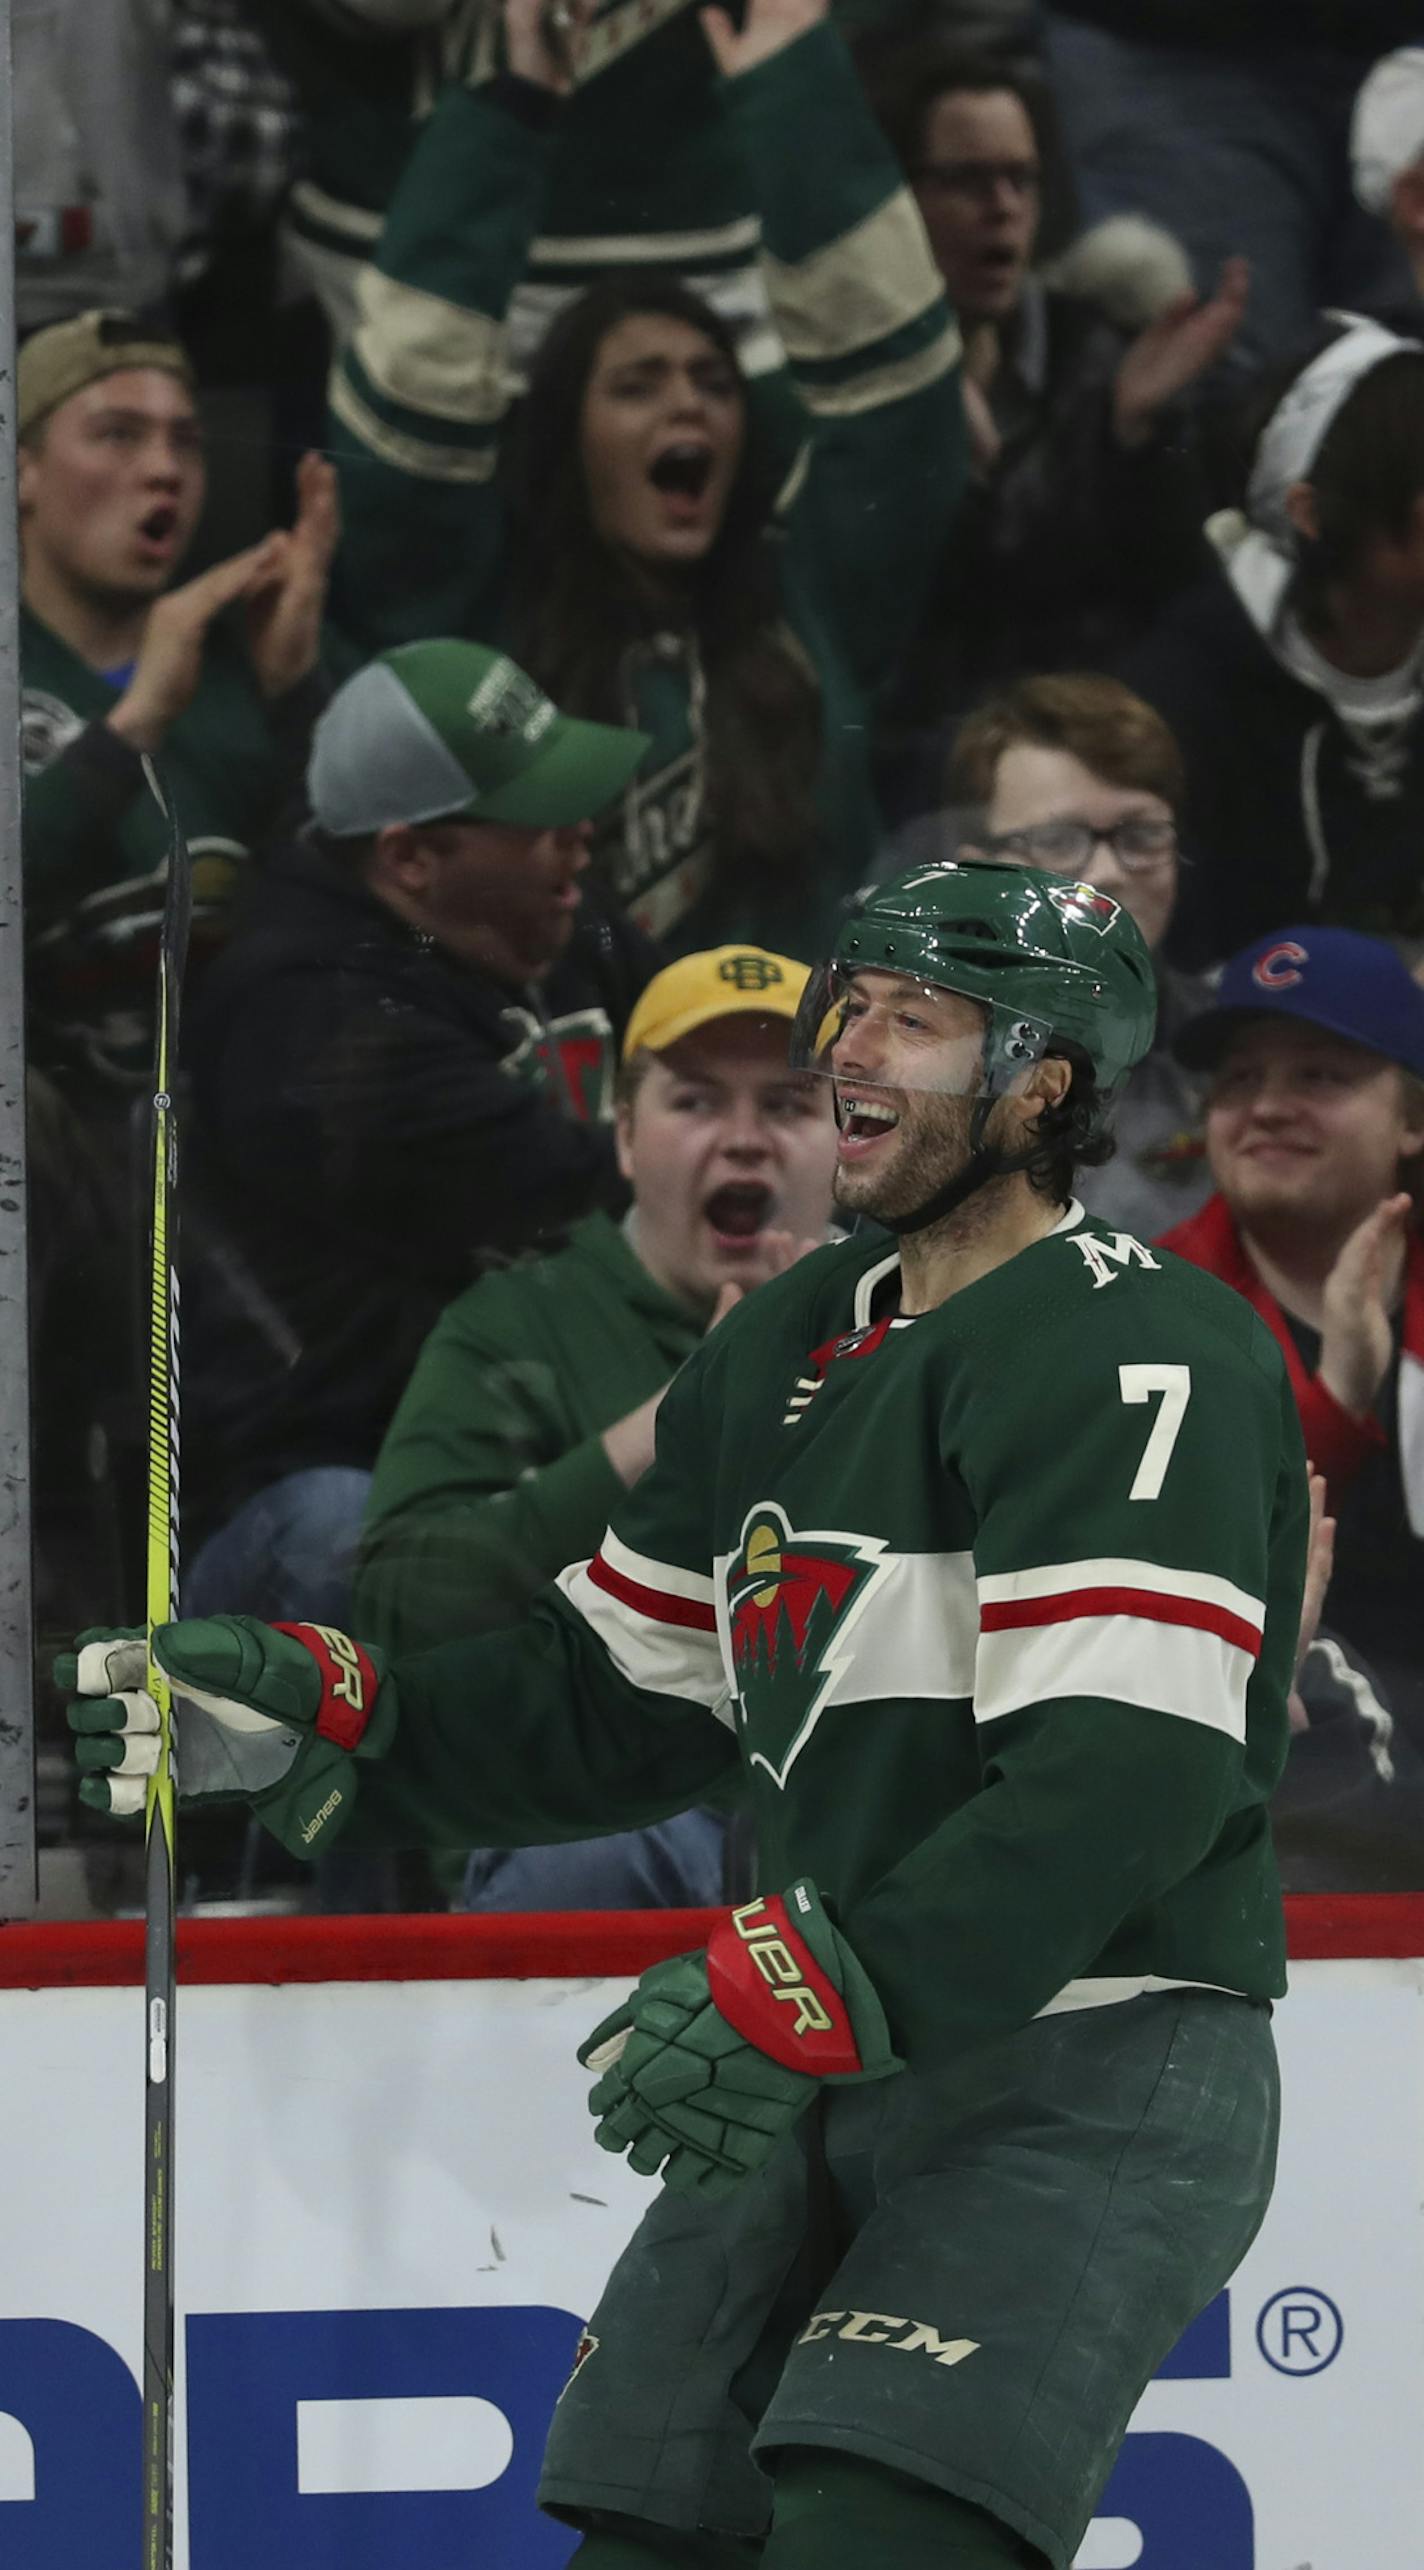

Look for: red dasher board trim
[0,1897,1421,1986]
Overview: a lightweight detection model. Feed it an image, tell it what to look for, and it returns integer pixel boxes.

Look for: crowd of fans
[15,0,1424,1913]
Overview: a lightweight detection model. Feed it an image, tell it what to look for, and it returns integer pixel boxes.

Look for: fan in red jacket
[1158,923,1424,1748]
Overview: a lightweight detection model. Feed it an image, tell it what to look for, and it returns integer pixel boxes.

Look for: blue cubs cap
[1175,926,1424,1079]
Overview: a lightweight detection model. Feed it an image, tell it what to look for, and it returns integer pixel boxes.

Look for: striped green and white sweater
[326,20,964,954]
[257,0,904,377]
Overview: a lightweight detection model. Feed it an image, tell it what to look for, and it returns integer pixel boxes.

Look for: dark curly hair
[1020,1042,1115,1205]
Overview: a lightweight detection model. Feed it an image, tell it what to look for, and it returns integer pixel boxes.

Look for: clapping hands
[1112,257,1250,449]
[243,451,341,702]
[1318,1191,1412,1423]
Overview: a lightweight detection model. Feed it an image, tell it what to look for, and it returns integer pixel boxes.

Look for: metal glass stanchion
[0,0,39,1922]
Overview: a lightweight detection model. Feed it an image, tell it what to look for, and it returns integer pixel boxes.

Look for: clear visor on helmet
[788,961,1051,1098]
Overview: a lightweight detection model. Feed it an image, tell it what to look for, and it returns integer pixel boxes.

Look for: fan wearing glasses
[858,35,1248,804]
[953,671,1214,1238]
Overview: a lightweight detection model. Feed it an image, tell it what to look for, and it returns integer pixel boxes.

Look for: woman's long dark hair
[503,274,823,886]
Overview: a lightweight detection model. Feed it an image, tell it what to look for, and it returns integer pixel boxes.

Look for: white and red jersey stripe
[975,1557,1265,1741]
[557,1530,733,1725]
[559,1533,1266,1754]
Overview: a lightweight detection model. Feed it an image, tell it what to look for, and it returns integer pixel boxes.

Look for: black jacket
[1052,1,1421,50]
[880,286,1208,819]
[183,833,651,1526]
[1120,573,1424,969]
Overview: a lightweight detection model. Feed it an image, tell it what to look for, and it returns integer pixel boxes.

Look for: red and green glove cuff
[268,1623,383,1752]
[704,1883,895,2080]
[580,1881,901,2198]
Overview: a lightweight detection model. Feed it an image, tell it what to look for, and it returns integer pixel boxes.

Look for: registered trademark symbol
[1256,2286,1343,2375]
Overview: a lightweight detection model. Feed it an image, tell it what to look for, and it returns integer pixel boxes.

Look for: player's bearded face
[829,975,994,1219]
[832,1083,984,1219]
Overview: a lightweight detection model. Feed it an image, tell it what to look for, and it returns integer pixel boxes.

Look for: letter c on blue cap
[1252,939,1308,991]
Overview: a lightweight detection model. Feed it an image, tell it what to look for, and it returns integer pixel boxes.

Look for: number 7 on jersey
[1119,1364,1192,1501]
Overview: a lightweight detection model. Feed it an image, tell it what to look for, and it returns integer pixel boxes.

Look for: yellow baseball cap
[622,946,811,1061]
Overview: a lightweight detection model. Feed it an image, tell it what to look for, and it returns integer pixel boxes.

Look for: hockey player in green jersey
[66,861,1308,2569]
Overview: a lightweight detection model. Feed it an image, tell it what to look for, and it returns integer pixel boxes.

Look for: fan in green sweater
[16,311,340,1094]
[356,940,837,1655]
[356,939,836,1906]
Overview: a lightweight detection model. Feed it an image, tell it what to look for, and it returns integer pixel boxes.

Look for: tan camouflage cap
[17,309,195,440]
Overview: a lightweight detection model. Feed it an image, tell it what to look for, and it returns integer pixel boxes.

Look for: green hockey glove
[59,1617,393,1855]
[578,1883,902,2198]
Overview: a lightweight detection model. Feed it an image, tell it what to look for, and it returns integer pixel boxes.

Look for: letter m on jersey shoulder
[1070,1230,1162,1291]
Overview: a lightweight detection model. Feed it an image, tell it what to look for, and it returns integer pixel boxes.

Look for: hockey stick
[140,761,191,2570]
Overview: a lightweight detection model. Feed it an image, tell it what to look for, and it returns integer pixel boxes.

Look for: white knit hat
[1351,47,1424,216]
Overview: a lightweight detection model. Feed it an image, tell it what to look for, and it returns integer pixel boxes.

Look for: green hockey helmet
[791,858,1157,1100]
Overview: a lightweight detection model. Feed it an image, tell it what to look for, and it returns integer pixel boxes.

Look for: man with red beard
[17,311,338,1095]
[1160,925,1424,1756]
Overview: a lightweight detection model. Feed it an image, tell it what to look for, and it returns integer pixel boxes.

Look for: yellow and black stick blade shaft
[142,764,190,2570]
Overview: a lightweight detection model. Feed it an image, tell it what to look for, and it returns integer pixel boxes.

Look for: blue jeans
[457,1809,728,1913]
[183,1467,374,1625]
[1043,13,1417,371]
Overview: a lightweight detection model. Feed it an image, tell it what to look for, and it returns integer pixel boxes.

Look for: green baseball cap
[308,639,651,837]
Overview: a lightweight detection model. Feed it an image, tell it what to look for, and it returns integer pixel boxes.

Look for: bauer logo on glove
[709,1892,859,2072]
[59,1616,394,1847]
[577,1879,902,2199]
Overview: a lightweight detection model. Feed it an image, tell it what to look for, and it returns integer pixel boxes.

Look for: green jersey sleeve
[353,1311,625,1656]
[292,1332,739,1852]
[728,24,965,701]
[843,1255,1308,2069]
[327,74,553,652]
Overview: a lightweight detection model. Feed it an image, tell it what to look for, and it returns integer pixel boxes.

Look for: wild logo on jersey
[725,1502,886,1786]
[498,1003,616,1123]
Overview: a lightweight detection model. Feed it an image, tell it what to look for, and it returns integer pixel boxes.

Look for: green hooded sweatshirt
[355,1209,701,1655]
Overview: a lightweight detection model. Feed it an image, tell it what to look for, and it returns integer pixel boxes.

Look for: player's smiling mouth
[836,1091,902,1153]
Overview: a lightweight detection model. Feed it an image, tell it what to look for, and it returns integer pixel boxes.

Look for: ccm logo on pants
[796,2310,980,2367]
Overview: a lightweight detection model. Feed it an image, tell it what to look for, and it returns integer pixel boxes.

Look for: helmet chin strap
[875,1094,1044,1239]
[876,1097,1003,1237]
